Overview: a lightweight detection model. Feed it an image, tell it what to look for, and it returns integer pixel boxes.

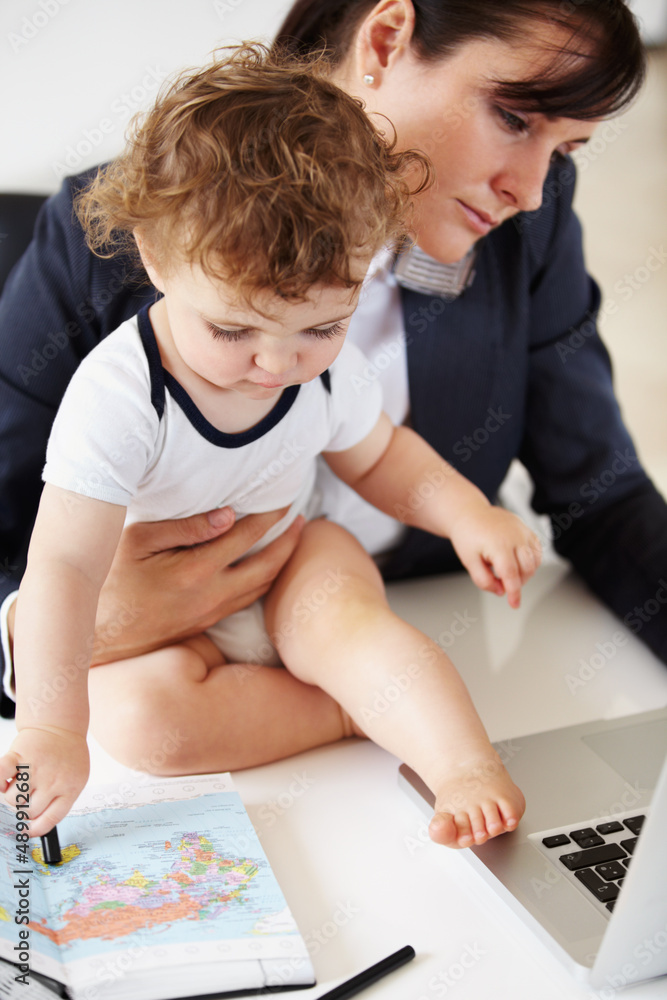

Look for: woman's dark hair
[275,0,646,120]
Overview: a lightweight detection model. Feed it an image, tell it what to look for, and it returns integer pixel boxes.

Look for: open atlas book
[0,773,315,999]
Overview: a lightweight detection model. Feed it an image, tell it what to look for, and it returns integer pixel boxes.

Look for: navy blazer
[1,158,666,675]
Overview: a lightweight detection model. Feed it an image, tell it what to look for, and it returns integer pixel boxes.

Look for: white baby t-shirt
[42,305,384,550]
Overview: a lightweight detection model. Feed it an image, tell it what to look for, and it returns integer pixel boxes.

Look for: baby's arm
[0,484,125,835]
[324,414,541,607]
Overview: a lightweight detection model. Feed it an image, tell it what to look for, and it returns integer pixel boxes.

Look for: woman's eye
[496,106,529,134]
[304,321,345,340]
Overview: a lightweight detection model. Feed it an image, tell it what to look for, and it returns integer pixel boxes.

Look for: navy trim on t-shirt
[137,304,301,448]
[137,304,167,419]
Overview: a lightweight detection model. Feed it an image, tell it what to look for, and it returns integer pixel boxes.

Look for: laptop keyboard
[532,812,646,916]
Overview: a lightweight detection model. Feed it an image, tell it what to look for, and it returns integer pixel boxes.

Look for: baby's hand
[0,727,90,838]
[450,507,542,608]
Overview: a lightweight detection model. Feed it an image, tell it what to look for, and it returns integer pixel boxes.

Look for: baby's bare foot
[428,751,525,849]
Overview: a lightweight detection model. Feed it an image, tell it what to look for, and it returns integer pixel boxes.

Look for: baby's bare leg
[264,520,525,848]
[88,634,355,775]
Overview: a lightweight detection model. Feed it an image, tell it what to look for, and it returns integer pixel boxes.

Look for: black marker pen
[40,827,61,865]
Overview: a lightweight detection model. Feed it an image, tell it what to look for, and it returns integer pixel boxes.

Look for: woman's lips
[456,200,499,236]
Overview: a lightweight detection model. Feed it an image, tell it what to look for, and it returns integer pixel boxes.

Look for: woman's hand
[450,507,542,608]
[87,507,303,664]
[0,727,90,838]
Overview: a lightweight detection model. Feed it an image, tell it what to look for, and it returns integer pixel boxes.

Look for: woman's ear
[353,0,416,84]
[134,230,166,293]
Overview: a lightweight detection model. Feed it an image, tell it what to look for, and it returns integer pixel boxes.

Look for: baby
[1,45,540,848]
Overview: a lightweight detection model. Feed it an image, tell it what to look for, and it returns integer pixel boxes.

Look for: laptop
[398,705,667,990]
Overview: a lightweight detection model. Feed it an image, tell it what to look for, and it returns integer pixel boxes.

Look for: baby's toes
[468,806,490,844]
[428,811,459,847]
[498,792,525,831]
[481,800,505,838]
[453,811,475,848]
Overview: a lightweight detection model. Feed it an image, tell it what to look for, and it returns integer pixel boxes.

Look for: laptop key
[570,827,598,843]
[559,843,627,871]
[620,837,638,855]
[575,867,620,903]
[596,821,624,835]
[623,815,645,836]
[595,861,626,881]
[542,834,571,848]
[574,835,605,848]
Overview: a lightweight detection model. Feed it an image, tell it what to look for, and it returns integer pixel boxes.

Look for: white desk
[2,563,667,999]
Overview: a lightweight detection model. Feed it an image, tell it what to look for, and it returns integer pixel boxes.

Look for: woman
[0,1,664,765]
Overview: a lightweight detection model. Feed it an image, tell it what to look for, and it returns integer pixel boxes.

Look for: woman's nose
[493,147,554,214]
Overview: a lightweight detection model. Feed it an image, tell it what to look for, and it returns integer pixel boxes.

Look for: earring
[362,74,375,86]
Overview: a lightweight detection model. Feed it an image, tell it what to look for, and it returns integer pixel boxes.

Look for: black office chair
[0,192,48,718]
[0,192,49,294]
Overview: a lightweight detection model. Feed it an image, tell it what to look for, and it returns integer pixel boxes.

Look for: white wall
[1,0,665,193]
[0,0,293,193]
[631,0,667,44]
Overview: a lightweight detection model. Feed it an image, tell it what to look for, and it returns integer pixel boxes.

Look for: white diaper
[205,599,282,668]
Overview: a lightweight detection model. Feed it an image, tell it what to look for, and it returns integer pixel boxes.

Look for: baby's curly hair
[75,43,430,301]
